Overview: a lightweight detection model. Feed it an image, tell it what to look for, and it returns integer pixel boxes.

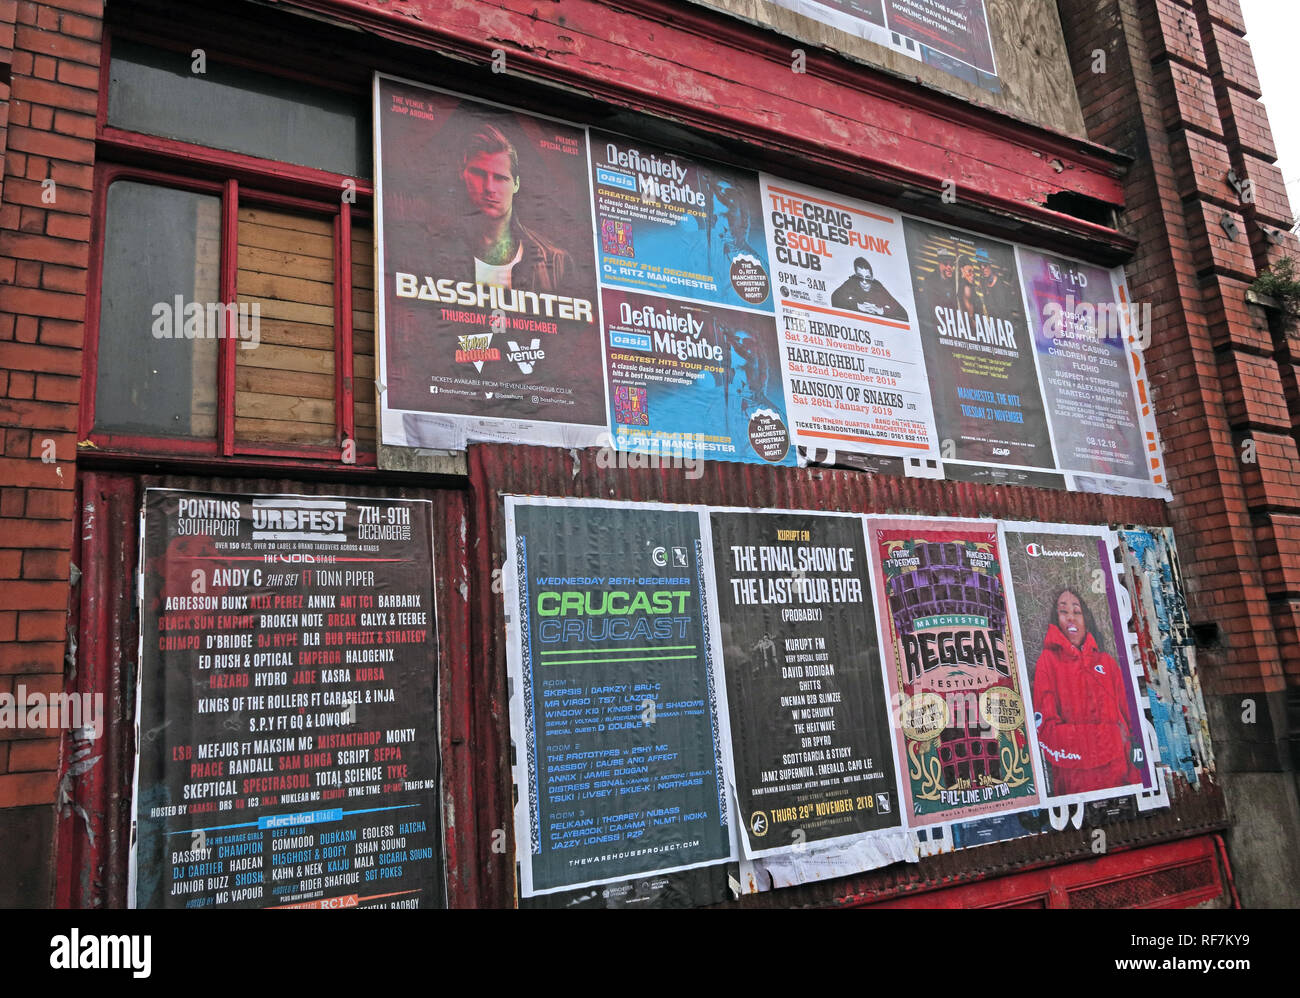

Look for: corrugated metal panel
[54,471,475,908]
[467,443,1229,909]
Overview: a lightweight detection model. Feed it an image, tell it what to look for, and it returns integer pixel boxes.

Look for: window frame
[81,28,378,469]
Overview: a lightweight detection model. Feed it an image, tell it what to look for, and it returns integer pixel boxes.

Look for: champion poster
[1002,523,1153,804]
[374,74,607,450]
[132,490,442,909]
[1016,250,1148,485]
[904,217,1055,472]
[603,288,795,465]
[590,132,774,312]
[868,516,1041,825]
[707,510,901,856]
[505,497,734,896]
[761,177,938,463]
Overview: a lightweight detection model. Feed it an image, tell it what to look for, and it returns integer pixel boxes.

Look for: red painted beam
[268,0,1131,252]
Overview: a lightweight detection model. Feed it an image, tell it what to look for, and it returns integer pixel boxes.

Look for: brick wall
[1059,0,1299,700]
[0,0,101,905]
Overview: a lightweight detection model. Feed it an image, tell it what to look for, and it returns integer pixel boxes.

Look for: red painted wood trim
[219,179,239,457]
[276,0,1132,251]
[338,202,356,449]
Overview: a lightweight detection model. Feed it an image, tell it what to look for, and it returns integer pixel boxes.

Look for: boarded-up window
[235,206,337,447]
[352,222,376,452]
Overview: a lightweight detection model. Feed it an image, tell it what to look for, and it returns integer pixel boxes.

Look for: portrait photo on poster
[373,74,608,450]
[1001,522,1155,807]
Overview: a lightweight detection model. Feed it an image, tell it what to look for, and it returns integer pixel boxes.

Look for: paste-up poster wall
[504,496,1177,903]
[374,73,1167,499]
[131,490,442,909]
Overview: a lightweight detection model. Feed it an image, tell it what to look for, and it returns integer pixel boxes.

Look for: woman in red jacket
[1031,588,1142,796]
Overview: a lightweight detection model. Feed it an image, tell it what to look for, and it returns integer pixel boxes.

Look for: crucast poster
[1002,523,1153,804]
[868,516,1041,826]
[505,497,735,896]
[374,74,607,450]
[131,490,442,909]
[707,510,901,856]
[904,217,1055,473]
[589,131,774,312]
[882,0,996,76]
[603,288,795,465]
[761,176,938,463]
[1016,249,1148,485]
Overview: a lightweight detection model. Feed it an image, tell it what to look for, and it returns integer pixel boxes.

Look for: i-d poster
[869,516,1041,826]
[374,74,607,450]
[132,490,442,909]
[506,498,734,896]
[904,217,1054,471]
[708,510,901,856]
[1017,249,1147,484]
[1002,523,1153,804]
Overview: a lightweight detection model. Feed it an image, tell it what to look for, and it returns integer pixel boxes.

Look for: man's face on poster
[461,150,519,220]
[938,260,955,280]
[855,262,875,290]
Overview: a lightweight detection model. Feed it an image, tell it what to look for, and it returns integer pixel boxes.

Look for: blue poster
[590,132,774,312]
[603,288,796,466]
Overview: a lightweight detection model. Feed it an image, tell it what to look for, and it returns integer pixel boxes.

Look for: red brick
[0,613,15,642]
[0,642,63,674]
[0,550,21,578]
[6,737,60,773]
[0,770,56,805]
[20,549,68,580]
[15,610,64,641]
[22,487,75,518]
[34,373,78,404]
[0,341,82,377]
[13,24,101,66]
[0,285,87,321]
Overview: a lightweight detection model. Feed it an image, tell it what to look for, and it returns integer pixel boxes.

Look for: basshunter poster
[760,176,938,463]
[373,74,607,450]
[1016,249,1148,485]
[903,217,1055,472]
[603,288,795,465]
[506,497,734,896]
[589,132,774,312]
[131,490,441,909]
[868,516,1041,825]
[1001,523,1153,805]
[707,510,901,856]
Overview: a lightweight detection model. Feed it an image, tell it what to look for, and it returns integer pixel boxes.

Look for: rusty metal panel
[54,472,474,908]
[468,442,1228,908]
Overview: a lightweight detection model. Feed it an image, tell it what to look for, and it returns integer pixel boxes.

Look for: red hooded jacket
[1031,623,1140,795]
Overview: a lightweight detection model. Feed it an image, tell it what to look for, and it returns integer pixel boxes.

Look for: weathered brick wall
[0,0,101,905]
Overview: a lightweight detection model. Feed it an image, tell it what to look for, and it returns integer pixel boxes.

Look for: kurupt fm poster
[506,498,734,896]
[1002,523,1153,804]
[603,288,796,465]
[374,74,607,450]
[1016,249,1148,484]
[132,490,442,909]
[869,517,1041,825]
[904,217,1055,471]
[708,510,901,856]
[760,176,938,462]
[590,132,773,311]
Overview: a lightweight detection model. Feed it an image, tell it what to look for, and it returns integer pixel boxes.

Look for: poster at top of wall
[1002,523,1153,805]
[868,516,1041,826]
[131,489,442,909]
[882,0,996,75]
[1016,249,1150,487]
[903,217,1055,473]
[761,176,938,464]
[374,74,607,451]
[589,131,774,313]
[505,497,735,896]
[707,509,902,857]
[603,288,796,465]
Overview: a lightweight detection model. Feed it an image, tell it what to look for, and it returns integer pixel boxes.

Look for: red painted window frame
[81,27,378,470]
